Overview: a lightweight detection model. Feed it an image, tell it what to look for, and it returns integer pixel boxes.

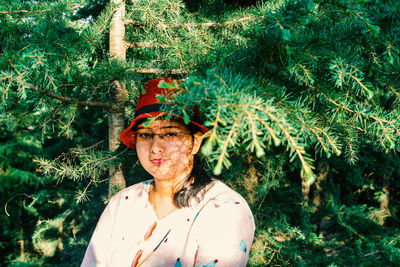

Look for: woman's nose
[150,134,165,153]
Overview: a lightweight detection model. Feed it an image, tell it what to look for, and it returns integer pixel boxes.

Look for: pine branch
[385,83,400,103]
[295,114,341,156]
[126,41,169,49]
[344,71,372,98]
[346,135,358,164]
[314,126,341,155]
[0,9,50,14]
[0,4,82,15]
[311,85,396,125]
[125,15,262,28]
[28,85,120,112]
[35,146,125,183]
[124,19,145,26]
[251,105,315,181]
[75,180,93,203]
[202,109,222,154]
[4,194,35,216]
[181,16,262,28]
[311,85,400,148]
[254,117,281,146]
[133,68,187,75]
[245,110,265,157]
[214,118,238,175]
[302,122,329,154]
[376,119,395,150]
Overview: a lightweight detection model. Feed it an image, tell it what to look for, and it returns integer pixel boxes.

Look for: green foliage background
[1,0,400,266]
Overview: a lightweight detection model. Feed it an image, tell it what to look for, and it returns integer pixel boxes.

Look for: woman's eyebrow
[136,126,182,130]
[161,126,183,129]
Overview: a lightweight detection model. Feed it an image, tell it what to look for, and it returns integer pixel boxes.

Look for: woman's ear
[191,132,203,155]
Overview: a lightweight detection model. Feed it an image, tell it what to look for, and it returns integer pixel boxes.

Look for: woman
[81,78,255,267]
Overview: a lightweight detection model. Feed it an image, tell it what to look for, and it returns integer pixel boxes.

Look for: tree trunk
[57,220,64,251]
[301,176,310,203]
[313,159,329,208]
[108,0,127,195]
[379,173,391,225]
[19,227,25,261]
[110,0,126,61]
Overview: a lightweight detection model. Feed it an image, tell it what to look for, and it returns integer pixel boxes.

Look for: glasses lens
[136,132,153,142]
[135,132,190,142]
[162,132,180,142]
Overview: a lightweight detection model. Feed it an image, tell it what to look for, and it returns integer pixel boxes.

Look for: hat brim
[120,111,210,149]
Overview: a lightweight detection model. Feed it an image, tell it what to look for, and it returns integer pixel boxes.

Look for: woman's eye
[138,133,152,139]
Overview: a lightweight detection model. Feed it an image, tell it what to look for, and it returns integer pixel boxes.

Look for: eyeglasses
[133,131,191,142]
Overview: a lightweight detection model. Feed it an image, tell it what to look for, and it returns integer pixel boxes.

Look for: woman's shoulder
[109,179,153,203]
[194,179,255,239]
[204,179,249,204]
[199,179,254,216]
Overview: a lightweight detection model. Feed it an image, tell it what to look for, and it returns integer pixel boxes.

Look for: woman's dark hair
[134,117,214,208]
[174,121,214,208]
[174,154,213,208]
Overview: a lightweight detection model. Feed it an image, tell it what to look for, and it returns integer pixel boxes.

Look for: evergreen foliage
[1,0,400,265]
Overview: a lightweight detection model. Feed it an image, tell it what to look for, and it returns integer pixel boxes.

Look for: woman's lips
[151,159,166,165]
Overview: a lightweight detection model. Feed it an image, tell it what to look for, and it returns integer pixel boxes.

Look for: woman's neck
[152,170,191,198]
[152,180,176,199]
[150,172,191,219]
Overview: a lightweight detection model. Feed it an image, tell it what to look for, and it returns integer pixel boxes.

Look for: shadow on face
[134,118,203,182]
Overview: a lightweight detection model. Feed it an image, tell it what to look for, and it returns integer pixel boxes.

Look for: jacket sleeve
[193,196,255,267]
[81,196,120,267]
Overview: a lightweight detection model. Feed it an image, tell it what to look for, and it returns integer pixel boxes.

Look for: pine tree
[0,0,124,263]
[1,0,400,265]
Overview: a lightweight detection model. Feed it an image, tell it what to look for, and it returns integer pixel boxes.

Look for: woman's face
[135,119,203,182]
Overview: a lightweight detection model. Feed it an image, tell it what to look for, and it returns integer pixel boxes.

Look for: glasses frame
[132,131,192,143]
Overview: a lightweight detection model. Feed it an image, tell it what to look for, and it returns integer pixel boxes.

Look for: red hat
[120,78,209,149]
